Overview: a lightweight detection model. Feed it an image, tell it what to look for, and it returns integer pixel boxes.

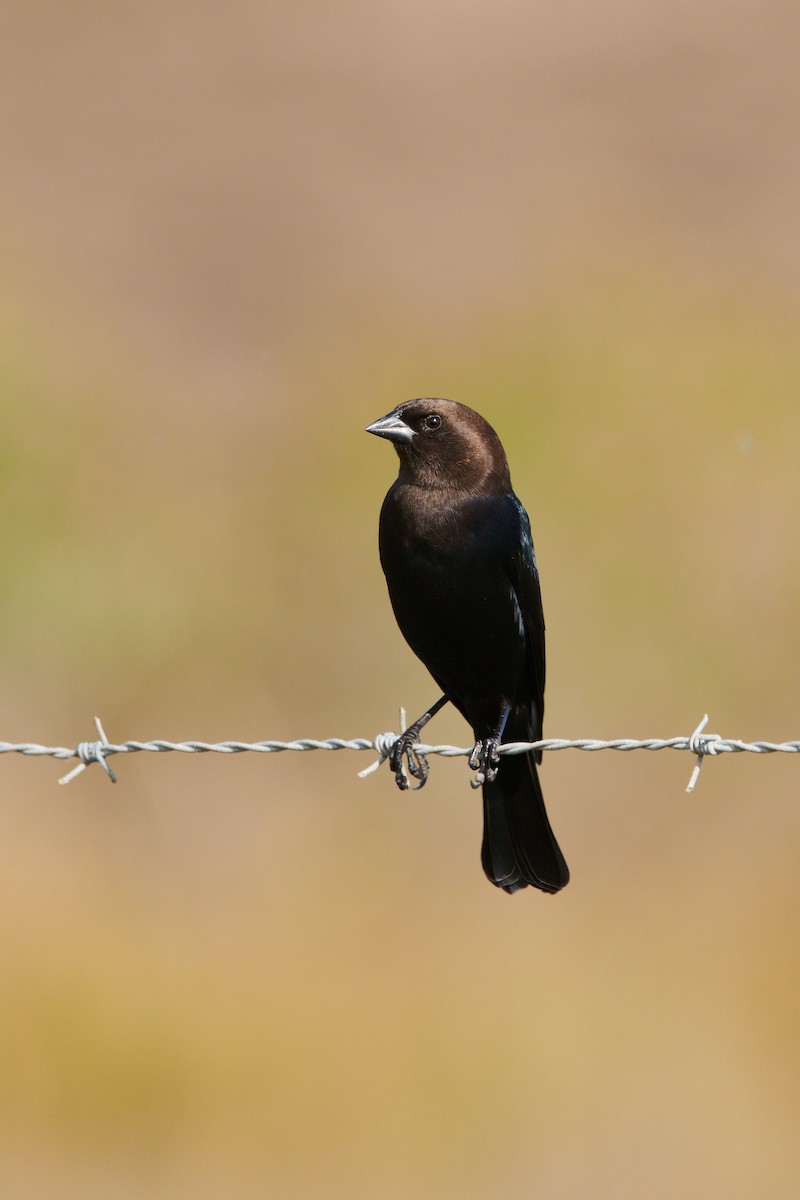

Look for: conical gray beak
[365,413,414,444]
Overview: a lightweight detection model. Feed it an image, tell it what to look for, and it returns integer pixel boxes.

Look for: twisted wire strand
[0,714,798,792]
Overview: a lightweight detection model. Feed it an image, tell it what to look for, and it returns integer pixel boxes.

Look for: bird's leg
[390,695,449,791]
[469,703,511,785]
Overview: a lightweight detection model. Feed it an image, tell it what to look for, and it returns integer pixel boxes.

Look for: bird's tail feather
[481,732,569,895]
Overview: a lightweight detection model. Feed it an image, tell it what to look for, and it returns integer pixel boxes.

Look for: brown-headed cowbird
[366,398,568,894]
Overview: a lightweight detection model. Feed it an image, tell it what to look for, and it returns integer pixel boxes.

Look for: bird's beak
[365,412,414,444]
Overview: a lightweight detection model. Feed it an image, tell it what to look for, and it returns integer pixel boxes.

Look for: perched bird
[366,398,568,894]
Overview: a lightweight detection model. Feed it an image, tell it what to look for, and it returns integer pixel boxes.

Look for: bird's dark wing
[478,493,565,892]
[503,494,546,750]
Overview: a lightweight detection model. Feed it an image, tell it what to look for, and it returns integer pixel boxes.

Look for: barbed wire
[0,715,798,794]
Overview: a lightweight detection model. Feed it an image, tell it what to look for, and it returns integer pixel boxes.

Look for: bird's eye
[423,414,442,431]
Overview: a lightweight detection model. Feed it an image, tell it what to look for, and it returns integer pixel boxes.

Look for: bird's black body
[367,398,569,894]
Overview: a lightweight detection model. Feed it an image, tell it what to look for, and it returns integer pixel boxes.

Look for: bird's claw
[389,728,429,791]
[469,737,501,786]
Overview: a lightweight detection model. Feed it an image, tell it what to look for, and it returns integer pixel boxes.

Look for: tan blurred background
[1,2,799,1196]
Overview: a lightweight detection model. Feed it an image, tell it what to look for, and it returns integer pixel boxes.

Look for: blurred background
[1,2,799,1196]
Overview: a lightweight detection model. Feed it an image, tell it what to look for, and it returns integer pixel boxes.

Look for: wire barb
[356,707,407,781]
[685,713,720,794]
[58,717,118,785]
[357,730,400,779]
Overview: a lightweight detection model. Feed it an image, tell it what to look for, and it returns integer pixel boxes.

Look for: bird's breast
[377,485,526,704]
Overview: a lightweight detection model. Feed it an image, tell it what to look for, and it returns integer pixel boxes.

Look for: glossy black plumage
[367,397,569,894]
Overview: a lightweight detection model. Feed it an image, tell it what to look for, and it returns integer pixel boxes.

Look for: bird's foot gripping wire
[469,737,501,788]
[389,726,429,791]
